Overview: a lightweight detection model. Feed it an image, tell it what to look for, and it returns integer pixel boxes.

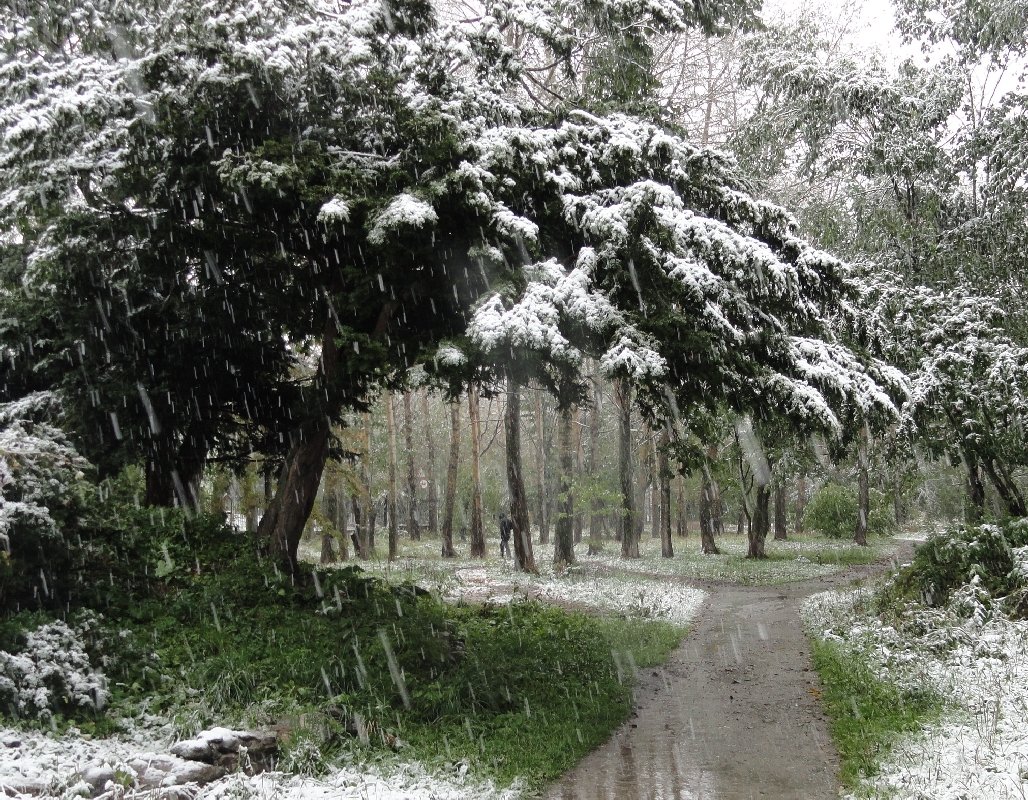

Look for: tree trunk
[649,431,660,540]
[334,479,349,561]
[854,429,870,546]
[659,426,673,558]
[795,474,807,534]
[257,321,339,575]
[554,406,576,569]
[535,392,549,544]
[748,483,770,558]
[402,391,421,541]
[386,392,399,561]
[635,428,650,542]
[676,476,687,538]
[773,484,787,541]
[982,456,1027,517]
[699,461,720,555]
[573,405,585,544]
[421,390,438,536]
[965,449,986,524]
[441,398,460,558]
[505,381,538,573]
[588,377,603,555]
[617,380,640,558]
[355,412,375,558]
[468,383,486,558]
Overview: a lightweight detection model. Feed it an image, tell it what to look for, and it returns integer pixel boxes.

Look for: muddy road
[543,547,913,800]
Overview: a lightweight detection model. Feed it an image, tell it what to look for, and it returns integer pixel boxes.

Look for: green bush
[803,482,896,539]
[878,518,1028,617]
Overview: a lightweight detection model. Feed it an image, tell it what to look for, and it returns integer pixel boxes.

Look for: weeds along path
[543,544,915,800]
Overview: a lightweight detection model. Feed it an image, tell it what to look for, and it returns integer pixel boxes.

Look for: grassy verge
[2,525,688,793]
[810,637,940,789]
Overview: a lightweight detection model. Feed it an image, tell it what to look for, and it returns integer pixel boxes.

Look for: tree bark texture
[535,392,549,544]
[258,321,339,575]
[676,476,687,538]
[617,380,640,558]
[854,428,870,547]
[588,378,603,554]
[700,461,720,554]
[554,406,576,568]
[748,483,770,558]
[505,382,538,573]
[796,474,807,534]
[402,391,421,541]
[573,405,585,544]
[421,390,438,535]
[441,398,460,558]
[774,484,787,541]
[468,383,486,558]
[386,392,399,561]
[659,426,673,558]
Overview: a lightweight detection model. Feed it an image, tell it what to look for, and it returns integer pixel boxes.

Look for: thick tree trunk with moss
[535,392,549,544]
[386,392,399,561]
[402,391,421,541]
[421,390,438,536]
[505,381,538,573]
[700,461,720,555]
[748,483,771,558]
[554,406,576,569]
[468,383,486,558]
[441,398,460,558]
[617,380,640,558]
[659,426,673,558]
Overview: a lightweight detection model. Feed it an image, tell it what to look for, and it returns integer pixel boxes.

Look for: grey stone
[169,739,215,762]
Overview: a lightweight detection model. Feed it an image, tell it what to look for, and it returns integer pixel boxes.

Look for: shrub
[878,518,1028,618]
[803,482,896,539]
[0,613,109,721]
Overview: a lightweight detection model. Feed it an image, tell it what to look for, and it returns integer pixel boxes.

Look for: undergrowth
[0,510,688,791]
[811,638,940,789]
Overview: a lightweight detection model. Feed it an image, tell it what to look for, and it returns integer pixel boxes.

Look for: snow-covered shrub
[0,393,91,606]
[879,519,1028,619]
[0,614,109,721]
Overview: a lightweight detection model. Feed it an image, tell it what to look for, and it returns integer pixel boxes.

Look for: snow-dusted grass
[307,529,903,592]
[0,722,522,799]
[803,588,1028,799]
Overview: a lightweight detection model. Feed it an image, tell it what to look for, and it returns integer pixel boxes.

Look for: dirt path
[543,546,914,800]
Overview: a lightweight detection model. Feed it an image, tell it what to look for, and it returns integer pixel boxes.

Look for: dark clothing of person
[499,516,513,558]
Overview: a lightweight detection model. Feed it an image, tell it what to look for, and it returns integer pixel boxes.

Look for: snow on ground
[803,589,1028,800]
[0,722,523,799]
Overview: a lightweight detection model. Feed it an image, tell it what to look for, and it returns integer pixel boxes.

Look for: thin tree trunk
[659,426,673,558]
[854,428,870,546]
[402,391,421,541]
[676,476,687,538]
[441,398,460,558]
[774,484,787,540]
[356,412,375,558]
[617,380,639,558]
[649,430,660,540]
[421,390,438,536]
[635,428,650,542]
[700,460,720,554]
[468,383,486,558]
[554,406,576,568]
[573,405,585,544]
[505,381,538,573]
[335,480,349,561]
[535,392,549,544]
[748,483,770,558]
[320,483,337,565]
[258,320,339,575]
[588,377,603,555]
[796,474,807,534]
[386,392,399,561]
[965,449,986,524]
[982,457,1027,517]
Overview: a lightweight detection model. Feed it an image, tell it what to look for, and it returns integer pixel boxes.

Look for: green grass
[810,637,940,789]
[37,537,689,793]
